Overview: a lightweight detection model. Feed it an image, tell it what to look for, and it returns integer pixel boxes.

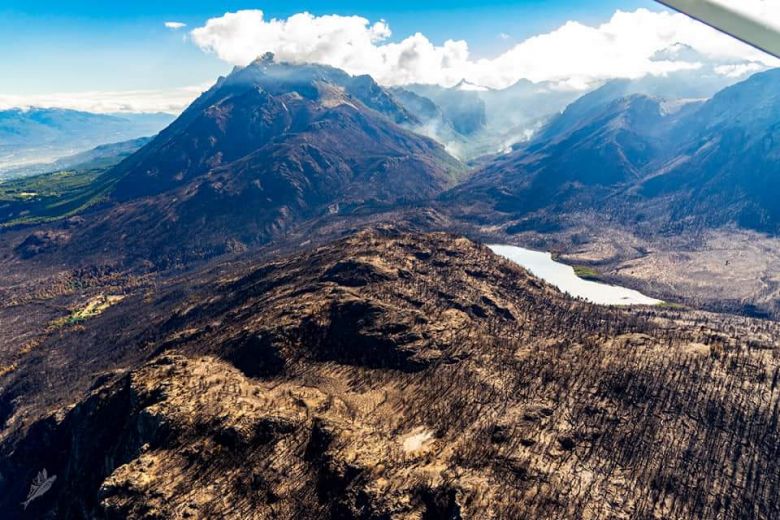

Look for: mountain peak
[255,51,276,64]
[454,79,490,92]
[58,60,461,262]
[651,42,703,63]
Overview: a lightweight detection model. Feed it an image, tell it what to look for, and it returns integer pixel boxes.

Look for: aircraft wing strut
[657,0,780,59]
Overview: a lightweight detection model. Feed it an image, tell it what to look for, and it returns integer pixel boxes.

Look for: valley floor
[447,212,780,320]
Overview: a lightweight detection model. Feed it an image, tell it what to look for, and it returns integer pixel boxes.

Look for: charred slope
[20,58,462,266]
[442,93,668,227]
[107,58,430,201]
[2,228,780,519]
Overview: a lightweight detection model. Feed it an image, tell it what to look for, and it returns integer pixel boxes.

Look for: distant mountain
[0,109,173,177]
[51,137,152,170]
[534,73,741,145]
[402,83,488,136]
[446,68,780,235]
[640,68,780,232]
[444,94,670,222]
[533,80,681,144]
[392,51,754,163]
[0,137,151,181]
[33,56,463,265]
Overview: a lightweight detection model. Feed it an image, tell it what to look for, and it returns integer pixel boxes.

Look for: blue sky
[0,0,658,96]
[2,0,773,114]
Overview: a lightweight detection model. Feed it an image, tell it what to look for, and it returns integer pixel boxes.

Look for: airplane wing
[656,0,780,59]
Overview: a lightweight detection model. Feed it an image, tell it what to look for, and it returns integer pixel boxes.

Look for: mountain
[18,57,463,265]
[539,45,759,144]
[639,68,780,232]
[107,57,441,201]
[533,80,695,144]
[392,58,745,163]
[1,228,778,519]
[446,68,780,235]
[0,109,173,178]
[388,86,471,159]
[48,137,152,171]
[403,83,488,136]
[443,93,673,225]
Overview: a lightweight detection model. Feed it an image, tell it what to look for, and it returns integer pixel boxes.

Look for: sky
[0,0,778,113]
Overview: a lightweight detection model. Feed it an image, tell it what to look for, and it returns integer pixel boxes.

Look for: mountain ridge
[8,59,463,267]
[0,108,174,178]
[446,67,780,235]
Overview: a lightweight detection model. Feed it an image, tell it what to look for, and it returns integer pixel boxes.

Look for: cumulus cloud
[714,62,766,78]
[191,7,780,90]
[165,21,187,30]
[0,85,208,114]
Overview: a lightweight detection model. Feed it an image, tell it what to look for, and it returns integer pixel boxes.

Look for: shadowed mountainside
[445,68,780,235]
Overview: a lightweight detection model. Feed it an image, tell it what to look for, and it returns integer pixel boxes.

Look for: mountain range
[447,68,780,236]
[388,48,751,162]
[4,58,780,269]
[0,108,173,179]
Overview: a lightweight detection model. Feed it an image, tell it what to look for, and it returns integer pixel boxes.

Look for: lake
[488,244,663,306]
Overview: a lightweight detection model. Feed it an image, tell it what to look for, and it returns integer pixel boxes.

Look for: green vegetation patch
[655,301,688,310]
[0,167,118,227]
[573,265,601,281]
[51,294,125,328]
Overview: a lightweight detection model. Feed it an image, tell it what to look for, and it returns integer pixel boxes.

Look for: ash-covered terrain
[2,229,780,519]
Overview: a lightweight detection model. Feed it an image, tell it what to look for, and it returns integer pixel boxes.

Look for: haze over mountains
[386,44,753,161]
[0,109,174,179]
[2,57,779,268]
[448,67,780,235]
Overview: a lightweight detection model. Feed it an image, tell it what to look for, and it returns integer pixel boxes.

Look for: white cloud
[0,85,208,114]
[6,5,779,115]
[191,7,780,90]
[714,62,766,78]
